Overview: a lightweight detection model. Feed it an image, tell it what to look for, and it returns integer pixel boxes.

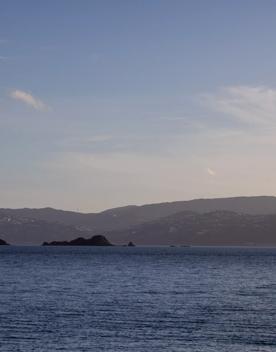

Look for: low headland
[43,235,112,246]
[0,239,9,245]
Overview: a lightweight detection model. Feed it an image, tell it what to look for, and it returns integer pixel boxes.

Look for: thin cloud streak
[10,89,49,111]
[207,167,216,176]
[201,85,276,125]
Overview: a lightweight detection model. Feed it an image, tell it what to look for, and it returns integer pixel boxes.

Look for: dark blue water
[0,246,276,351]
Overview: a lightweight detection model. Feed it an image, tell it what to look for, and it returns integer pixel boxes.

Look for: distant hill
[0,211,86,245]
[2,196,276,244]
[103,211,276,246]
[3,196,276,230]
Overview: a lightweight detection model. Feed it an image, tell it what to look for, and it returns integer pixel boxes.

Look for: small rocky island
[43,234,113,246]
[0,238,9,245]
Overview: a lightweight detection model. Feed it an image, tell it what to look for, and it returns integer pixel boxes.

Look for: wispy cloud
[202,85,276,125]
[85,135,112,143]
[159,116,191,121]
[10,89,49,111]
[59,135,113,149]
[207,167,216,176]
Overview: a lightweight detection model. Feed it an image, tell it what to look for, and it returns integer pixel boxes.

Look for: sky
[1,0,276,212]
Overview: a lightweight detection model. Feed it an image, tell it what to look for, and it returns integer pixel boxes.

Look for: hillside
[3,196,276,244]
[3,196,276,230]
[0,211,86,245]
[103,210,276,246]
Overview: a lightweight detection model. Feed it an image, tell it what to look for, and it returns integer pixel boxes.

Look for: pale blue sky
[1,0,276,211]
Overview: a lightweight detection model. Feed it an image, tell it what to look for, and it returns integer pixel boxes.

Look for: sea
[0,246,276,352]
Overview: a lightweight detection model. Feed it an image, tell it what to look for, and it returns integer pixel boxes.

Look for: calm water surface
[0,246,276,351]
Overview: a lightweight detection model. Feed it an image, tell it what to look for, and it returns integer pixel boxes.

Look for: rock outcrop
[43,234,112,246]
[0,238,9,245]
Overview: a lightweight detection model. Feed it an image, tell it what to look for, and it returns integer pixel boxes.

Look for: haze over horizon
[2,1,276,212]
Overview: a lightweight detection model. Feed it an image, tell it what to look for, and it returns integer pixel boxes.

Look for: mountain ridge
[2,196,276,244]
[101,210,276,246]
